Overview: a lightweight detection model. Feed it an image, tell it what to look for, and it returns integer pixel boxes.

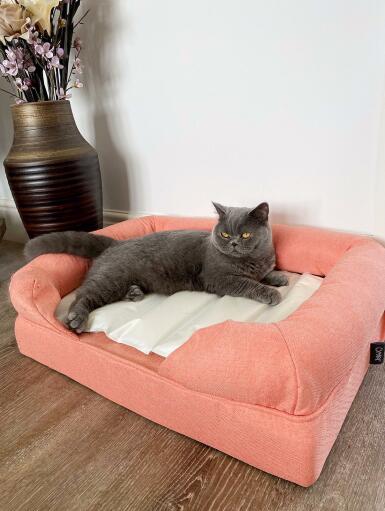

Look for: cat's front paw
[66,308,89,333]
[263,271,289,287]
[273,274,289,287]
[257,288,282,306]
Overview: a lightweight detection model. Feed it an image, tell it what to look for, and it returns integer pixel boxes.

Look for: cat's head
[211,202,272,257]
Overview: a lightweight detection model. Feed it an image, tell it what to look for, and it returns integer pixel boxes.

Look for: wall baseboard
[103,208,131,226]
[0,198,27,243]
[0,198,136,243]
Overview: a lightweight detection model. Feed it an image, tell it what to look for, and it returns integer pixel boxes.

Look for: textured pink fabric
[272,224,364,276]
[160,238,385,414]
[9,216,385,485]
[14,315,377,486]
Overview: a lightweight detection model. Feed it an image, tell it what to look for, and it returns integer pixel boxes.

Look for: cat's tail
[24,231,117,261]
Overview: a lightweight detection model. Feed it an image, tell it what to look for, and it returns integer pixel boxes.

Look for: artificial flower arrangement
[0,0,87,103]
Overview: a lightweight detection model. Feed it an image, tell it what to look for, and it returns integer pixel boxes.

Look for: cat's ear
[249,202,269,222]
[212,202,227,218]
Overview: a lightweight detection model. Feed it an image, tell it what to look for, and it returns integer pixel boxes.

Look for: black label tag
[370,342,385,365]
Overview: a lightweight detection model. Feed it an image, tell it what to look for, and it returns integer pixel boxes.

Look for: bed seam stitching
[274,323,299,414]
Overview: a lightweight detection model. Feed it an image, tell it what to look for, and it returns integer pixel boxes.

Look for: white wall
[1,0,385,241]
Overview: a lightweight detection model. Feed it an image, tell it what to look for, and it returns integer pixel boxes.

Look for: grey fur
[25,203,288,333]
[24,231,116,261]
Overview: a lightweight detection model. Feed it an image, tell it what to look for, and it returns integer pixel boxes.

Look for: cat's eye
[241,232,251,239]
[221,232,230,238]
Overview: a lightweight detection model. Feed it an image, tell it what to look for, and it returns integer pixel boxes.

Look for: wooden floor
[1,240,384,511]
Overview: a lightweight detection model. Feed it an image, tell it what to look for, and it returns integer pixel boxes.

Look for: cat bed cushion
[9,216,385,486]
[55,273,322,356]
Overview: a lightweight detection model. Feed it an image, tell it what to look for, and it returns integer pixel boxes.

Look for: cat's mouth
[230,246,247,256]
[223,244,250,258]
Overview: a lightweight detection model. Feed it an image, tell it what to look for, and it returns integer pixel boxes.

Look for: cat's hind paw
[267,290,282,305]
[125,284,145,302]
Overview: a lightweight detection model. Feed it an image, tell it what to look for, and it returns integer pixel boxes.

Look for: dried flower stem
[73,9,89,29]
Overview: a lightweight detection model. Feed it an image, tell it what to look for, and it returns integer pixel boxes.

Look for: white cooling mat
[56,272,322,357]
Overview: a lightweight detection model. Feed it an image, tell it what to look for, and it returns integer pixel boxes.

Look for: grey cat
[25,202,288,333]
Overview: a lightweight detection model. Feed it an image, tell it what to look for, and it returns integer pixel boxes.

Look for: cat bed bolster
[9,216,385,486]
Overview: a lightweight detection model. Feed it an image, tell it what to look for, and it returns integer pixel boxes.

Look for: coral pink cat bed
[10,216,385,486]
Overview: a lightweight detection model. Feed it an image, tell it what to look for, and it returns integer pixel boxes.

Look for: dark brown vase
[3,100,103,238]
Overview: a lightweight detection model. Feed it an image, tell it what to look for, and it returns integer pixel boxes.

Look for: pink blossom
[35,42,54,59]
[26,27,41,45]
[15,98,26,105]
[49,55,63,69]
[6,48,23,66]
[73,37,82,51]
[48,48,64,69]
[74,78,83,88]
[74,57,83,74]
[2,61,19,76]
[1,52,19,76]
[3,62,19,76]
[1,47,36,77]
[57,87,72,100]
[15,78,30,91]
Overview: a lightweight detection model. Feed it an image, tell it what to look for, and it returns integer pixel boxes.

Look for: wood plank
[0,240,384,510]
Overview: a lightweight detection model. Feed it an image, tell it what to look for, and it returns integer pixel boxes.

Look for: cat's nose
[231,241,238,247]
